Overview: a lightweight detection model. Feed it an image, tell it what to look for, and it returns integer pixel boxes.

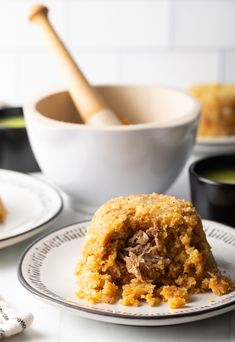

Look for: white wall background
[1,0,235,105]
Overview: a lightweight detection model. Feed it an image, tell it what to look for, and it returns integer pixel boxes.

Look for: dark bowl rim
[0,127,26,131]
[0,106,25,131]
[189,154,235,188]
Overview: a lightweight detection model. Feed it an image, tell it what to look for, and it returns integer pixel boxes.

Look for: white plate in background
[195,135,235,154]
[0,169,63,248]
[18,220,235,326]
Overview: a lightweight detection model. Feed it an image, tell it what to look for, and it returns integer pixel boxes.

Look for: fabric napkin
[0,298,33,339]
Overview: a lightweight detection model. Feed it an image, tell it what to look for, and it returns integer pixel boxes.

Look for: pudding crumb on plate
[0,197,7,223]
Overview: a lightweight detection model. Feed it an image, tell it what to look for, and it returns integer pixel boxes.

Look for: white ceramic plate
[18,219,235,326]
[0,169,63,249]
[195,135,235,154]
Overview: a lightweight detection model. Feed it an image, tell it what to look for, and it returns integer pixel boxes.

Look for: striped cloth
[0,298,33,339]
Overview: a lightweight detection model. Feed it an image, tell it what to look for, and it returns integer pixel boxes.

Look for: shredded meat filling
[121,229,171,282]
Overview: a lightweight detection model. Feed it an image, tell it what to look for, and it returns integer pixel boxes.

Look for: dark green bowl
[0,107,40,173]
[189,154,235,227]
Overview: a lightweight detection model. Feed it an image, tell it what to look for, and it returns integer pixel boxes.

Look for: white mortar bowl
[24,85,200,213]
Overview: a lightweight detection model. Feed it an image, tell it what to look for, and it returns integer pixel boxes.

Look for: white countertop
[0,154,234,342]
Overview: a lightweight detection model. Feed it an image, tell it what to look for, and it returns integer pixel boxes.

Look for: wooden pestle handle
[28,5,121,125]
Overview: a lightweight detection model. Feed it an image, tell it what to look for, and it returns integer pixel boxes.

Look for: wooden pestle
[28,5,122,126]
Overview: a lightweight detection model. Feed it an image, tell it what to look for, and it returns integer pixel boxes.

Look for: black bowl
[0,107,40,173]
[189,154,235,227]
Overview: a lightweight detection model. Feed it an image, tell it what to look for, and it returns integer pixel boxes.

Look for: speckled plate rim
[0,169,63,248]
[17,220,235,326]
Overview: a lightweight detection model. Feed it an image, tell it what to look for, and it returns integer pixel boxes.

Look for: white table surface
[0,153,235,342]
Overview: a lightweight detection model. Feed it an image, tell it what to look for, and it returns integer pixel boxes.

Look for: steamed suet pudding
[75,194,233,308]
